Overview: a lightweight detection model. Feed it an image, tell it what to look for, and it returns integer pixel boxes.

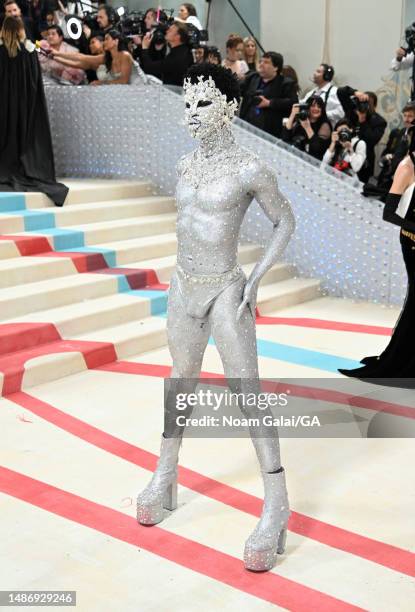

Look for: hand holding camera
[255,95,271,109]
[396,46,408,61]
[142,32,153,49]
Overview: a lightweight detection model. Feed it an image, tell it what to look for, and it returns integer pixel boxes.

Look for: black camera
[187,23,209,49]
[121,11,146,37]
[82,11,99,32]
[350,95,369,114]
[148,10,208,49]
[253,89,264,105]
[338,129,352,143]
[405,22,415,53]
[296,103,309,121]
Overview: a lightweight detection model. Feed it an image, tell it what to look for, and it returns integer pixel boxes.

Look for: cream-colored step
[0,256,75,289]
[21,180,154,209]
[257,278,321,313]
[19,316,167,393]
[0,243,268,320]
[98,233,178,265]
[0,273,118,321]
[9,213,177,248]
[72,317,167,361]
[0,234,177,314]
[8,293,156,337]
[0,240,20,261]
[243,262,296,285]
[0,196,176,234]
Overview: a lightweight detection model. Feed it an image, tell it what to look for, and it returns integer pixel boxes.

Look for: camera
[121,11,147,37]
[253,89,264,105]
[350,95,369,114]
[405,22,415,53]
[296,103,309,121]
[338,129,352,143]
[146,9,208,49]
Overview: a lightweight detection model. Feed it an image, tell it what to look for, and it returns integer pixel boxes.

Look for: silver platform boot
[136,434,182,525]
[244,466,291,571]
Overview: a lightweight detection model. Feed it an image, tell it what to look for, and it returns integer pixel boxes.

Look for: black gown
[338,183,415,387]
[0,39,68,206]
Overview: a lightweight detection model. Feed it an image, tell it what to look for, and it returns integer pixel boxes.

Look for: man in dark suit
[239,51,298,138]
[141,21,193,86]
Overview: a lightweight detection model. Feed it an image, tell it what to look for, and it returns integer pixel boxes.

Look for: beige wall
[260,0,404,95]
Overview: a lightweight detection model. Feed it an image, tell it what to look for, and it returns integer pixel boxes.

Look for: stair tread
[258,277,320,297]
[8,211,177,235]
[5,292,151,325]
[0,255,72,271]
[73,316,166,342]
[0,196,175,217]
[0,271,114,301]
[5,180,154,209]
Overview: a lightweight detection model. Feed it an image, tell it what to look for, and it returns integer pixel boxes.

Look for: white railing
[45,81,406,306]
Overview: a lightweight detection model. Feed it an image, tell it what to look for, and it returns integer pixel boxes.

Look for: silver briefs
[174,263,245,319]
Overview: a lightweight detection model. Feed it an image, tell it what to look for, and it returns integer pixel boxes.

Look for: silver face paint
[183,74,238,140]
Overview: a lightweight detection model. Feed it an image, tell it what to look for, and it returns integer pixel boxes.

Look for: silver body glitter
[137,72,295,572]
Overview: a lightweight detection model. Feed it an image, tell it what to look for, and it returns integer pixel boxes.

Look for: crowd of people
[0,0,412,196]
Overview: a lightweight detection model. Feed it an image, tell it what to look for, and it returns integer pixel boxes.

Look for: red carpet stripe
[0,466,364,611]
[255,314,393,336]
[0,337,117,396]
[97,361,415,421]
[0,235,52,256]
[7,391,415,579]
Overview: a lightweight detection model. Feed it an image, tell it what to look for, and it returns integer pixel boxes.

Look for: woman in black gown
[0,17,68,206]
[338,130,415,386]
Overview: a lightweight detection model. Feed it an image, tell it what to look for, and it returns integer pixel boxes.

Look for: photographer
[322,118,367,180]
[38,25,86,84]
[282,97,331,160]
[51,30,134,84]
[391,22,415,100]
[300,64,344,127]
[141,21,193,86]
[337,86,386,183]
[366,102,415,198]
[131,8,167,64]
[239,51,298,138]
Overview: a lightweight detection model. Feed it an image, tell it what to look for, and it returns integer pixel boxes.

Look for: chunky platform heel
[137,435,181,526]
[243,468,291,572]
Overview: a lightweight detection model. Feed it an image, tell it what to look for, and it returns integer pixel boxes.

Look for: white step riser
[0,242,20,261]
[0,200,176,234]
[22,183,154,208]
[0,259,75,290]
[18,327,167,395]
[56,300,153,337]
[0,277,117,321]
[82,219,177,247]
[56,199,175,227]
[258,283,321,314]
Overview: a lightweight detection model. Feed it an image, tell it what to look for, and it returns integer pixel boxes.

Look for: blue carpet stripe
[147,300,360,372]
[26,227,85,250]
[0,209,56,231]
[0,194,27,212]
[126,290,168,315]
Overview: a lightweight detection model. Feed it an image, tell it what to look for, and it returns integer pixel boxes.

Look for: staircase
[0,179,321,396]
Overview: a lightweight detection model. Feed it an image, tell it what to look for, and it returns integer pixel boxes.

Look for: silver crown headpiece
[183,75,239,121]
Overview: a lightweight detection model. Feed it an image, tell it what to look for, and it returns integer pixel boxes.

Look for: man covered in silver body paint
[137,64,296,572]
